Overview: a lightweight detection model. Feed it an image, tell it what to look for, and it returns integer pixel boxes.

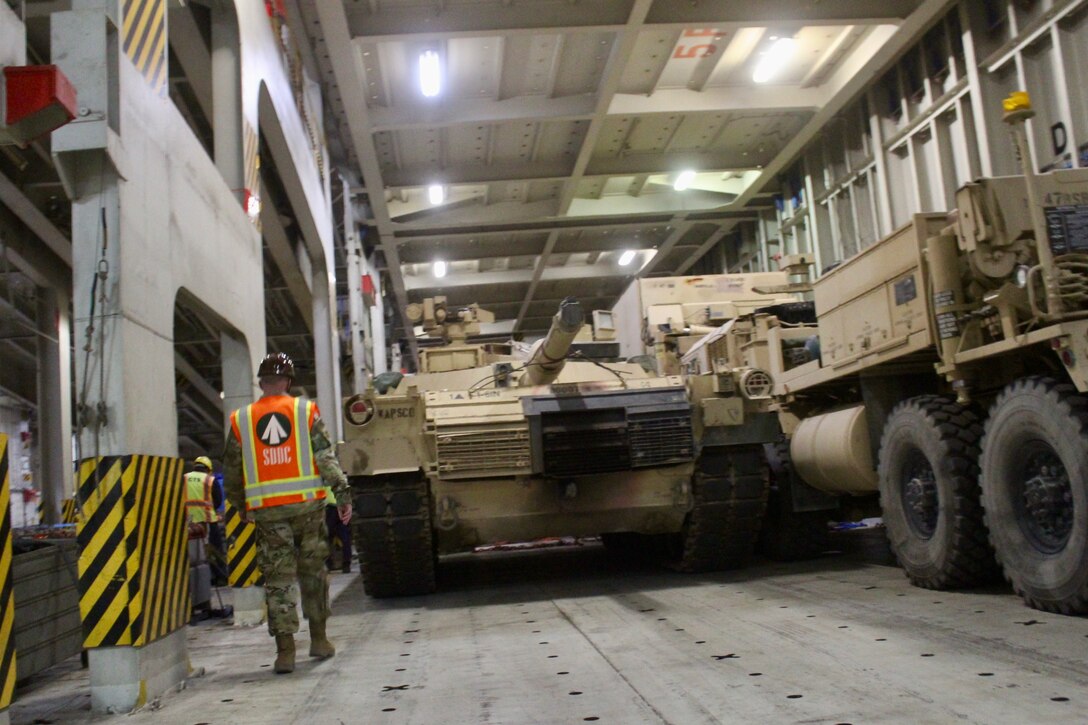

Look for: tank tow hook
[437,496,460,531]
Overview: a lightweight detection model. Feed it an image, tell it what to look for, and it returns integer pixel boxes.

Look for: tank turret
[520,297,584,386]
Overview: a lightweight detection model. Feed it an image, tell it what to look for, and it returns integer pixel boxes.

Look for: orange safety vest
[230,395,326,511]
[185,471,217,524]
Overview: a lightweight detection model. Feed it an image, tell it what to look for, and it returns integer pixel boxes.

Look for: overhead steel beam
[167,4,213,121]
[514,229,559,332]
[0,348,36,406]
[636,220,692,278]
[370,94,596,132]
[382,159,573,188]
[404,262,630,291]
[643,0,921,25]
[608,86,824,115]
[725,0,956,212]
[315,0,419,361]
[260,200,314,331]
[0,171,72,266]
[178,390,222,432]
[674,223,739,275]
[558,0,654,216]
[345,0,919,40]
[0,210,69,290]
[390,206,760,239]
[174,353,224,415]
[346,0,631,38]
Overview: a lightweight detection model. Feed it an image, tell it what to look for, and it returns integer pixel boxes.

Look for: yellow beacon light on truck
[1003,91,1032,112]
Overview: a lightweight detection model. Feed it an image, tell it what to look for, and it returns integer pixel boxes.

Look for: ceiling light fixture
[428,184,445,205]
[752,37,796,84]
[433,260,447,278]
[419,50,441,97]
[618,250,637,266]
[674,170,696,191]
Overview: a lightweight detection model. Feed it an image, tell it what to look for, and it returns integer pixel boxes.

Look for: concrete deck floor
[10,545,1088,724]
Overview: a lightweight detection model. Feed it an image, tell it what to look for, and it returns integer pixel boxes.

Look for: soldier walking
[223,352,353,674]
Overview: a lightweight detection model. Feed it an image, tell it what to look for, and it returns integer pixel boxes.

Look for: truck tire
[670,446,769,572]
[878,396,998,589]
[351,473,437,598]
[979,377,1088,614]
[758,439,830,561]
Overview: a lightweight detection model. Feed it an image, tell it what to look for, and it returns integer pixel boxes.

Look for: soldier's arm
[222,433,247,513]
[310,416,351,504]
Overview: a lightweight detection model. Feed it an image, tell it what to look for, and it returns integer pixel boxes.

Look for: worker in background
[325,485,353,573]
[185,456,218,618]
[223,352,353,675]
[208,471,228,586]
[186,455,218,535]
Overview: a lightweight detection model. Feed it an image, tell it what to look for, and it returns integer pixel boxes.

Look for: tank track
[676,445,770,572]
[351,473,437,597]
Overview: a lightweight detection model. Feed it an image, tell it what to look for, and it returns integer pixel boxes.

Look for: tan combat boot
[273,634,296,674]
[309,619,336,659]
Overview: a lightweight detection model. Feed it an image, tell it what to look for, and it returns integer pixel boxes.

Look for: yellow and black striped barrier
[224,501,262,588]
[122,0,166,96]
[61,497,78,524]
[37,496,80,525]
[76,455,189,648]
[1,434,17,714]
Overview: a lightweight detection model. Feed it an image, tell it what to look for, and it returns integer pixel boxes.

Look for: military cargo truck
[763,93,1088,613]
[340,296,770,597]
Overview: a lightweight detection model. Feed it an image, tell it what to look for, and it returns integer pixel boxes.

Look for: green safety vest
[185,471,217,524]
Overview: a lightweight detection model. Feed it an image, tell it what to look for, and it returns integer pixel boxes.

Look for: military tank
[340,296,769,596]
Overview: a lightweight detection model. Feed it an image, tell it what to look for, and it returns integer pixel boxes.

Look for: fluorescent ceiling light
[433,260,447,278]
[419,50,441,97]
[618,250,637,266]
[428,184,444,205]
[752,37,796,84]
[673,170,696,191]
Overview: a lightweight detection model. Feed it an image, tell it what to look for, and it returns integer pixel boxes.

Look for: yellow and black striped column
[38,497,80,525]
[61,497,79,524]
[77,455,189,648]
[224,501,262,588]
[1,434,16,716]
[122,0,166,97]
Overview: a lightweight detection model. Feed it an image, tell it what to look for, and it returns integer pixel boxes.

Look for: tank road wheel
[671,446,769,572]
[878,396,998,589]
[351,473,437,598]
[758,438,831,561]
[980,377,1088,614]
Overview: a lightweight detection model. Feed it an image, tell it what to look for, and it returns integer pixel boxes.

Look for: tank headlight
[1015,264,1031,288]
[343,394,374,426]
[738,368,773,400]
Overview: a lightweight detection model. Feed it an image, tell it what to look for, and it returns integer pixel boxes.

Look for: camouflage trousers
[254,507,330,636]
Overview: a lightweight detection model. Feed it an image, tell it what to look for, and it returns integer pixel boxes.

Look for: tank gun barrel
[521,298,584,386]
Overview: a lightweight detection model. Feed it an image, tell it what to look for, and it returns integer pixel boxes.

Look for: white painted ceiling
[298,0,941,355]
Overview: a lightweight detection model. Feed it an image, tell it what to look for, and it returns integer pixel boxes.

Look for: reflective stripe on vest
[185,471,217,523]
[235,395,326,510]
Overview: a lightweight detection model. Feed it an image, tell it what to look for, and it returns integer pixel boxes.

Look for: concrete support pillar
[312,268,342,442]
[35,287,73,524]
[211,4,243,203]
[343,193,370,393]
[369,254,388,375]
[220,331,255,427]
[54,6,186,713]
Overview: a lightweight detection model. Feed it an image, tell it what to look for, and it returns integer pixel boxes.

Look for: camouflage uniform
[224,405,351,636]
